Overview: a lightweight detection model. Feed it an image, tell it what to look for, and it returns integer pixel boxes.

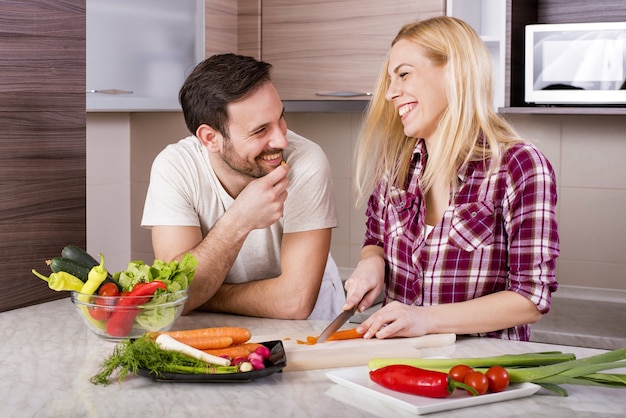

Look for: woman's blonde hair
[354,16,522,205]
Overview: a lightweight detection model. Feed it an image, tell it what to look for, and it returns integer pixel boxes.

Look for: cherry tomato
[449,364,474,383]
[98,282,120,297]
[90,283,119,320]
[485,365,510,393]
[464,371,489,395]
[88,299,111,321]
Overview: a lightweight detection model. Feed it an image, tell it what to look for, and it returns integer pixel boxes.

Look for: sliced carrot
[202,342,263,359]
[296,336,317,345]
[327,328,364,341]
[296,328,364,345]
[155,327,252,345]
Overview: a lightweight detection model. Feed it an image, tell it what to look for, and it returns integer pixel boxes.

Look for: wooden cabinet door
[0,0,86,312]
[261,0,444,100]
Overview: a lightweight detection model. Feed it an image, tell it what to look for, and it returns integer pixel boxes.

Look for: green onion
[368,351,576,371]
[368,349,626,397]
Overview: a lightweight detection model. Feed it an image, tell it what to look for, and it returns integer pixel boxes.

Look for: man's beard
[221,137,281,179]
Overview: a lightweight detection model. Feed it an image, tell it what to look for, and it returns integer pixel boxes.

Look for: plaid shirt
[363,139,559,340]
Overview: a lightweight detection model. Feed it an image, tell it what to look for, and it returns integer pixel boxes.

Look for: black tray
[136,340,286,383]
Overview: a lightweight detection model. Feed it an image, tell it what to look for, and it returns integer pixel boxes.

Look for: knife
[316,306,357,343]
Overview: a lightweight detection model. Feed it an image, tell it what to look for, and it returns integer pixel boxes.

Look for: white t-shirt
[142,130,345,319]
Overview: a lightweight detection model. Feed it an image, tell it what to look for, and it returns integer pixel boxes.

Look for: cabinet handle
[87,89,134,94]
[315,91,372,97]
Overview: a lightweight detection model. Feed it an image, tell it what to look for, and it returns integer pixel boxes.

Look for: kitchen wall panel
[0,0,86,312]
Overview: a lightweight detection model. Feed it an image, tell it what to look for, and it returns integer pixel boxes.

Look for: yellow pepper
[76,254,109,330]
[80,253,109,295]
[32,269,84,292]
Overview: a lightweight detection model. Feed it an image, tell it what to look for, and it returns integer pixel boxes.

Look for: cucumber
[61,245,100,269]
[49,255,120,291]
[60,244,118,284]
[48,257,91,282]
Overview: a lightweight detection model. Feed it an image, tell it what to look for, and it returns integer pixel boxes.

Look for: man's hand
[230,163,290,231]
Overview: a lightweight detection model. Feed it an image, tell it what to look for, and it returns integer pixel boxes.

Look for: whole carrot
[202,342,264,359]
[156,327,252,345]
[161,335,234,350]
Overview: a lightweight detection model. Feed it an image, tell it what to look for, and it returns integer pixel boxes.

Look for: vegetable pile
[368,349,626,397]
[91,327,273,385]
[32,245,197,337]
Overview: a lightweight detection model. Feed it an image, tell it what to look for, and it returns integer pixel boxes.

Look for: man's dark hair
[179,53,273,137]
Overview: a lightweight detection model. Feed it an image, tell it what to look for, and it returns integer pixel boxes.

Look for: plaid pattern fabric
[363,139,559,340]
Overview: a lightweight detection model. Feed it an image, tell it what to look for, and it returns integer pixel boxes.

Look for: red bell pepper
[105,281,167,337]
[369,365,478,398]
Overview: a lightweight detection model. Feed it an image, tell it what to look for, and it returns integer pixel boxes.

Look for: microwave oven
[525,22,626,105]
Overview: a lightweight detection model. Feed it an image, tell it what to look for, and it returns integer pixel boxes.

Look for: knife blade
[316,306,357,343]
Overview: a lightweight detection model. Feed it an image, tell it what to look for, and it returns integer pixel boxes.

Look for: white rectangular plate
[326,366,540,415]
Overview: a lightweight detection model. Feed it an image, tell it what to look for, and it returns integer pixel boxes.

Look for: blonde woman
[343,16,559,341]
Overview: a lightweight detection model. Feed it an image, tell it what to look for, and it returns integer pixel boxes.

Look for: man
[141,53,345,320]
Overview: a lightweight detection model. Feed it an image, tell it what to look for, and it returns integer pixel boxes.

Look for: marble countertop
[1,298,624,418]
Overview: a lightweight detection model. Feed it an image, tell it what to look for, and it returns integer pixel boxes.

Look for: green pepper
[80,253,109,295]
[32,269,84,292]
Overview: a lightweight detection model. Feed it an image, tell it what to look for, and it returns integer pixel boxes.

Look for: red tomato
[88,300,111,321]
[448,364,474,383]
[485,366,510,393]
[91,282,119,320]
[98,282,120,297]
[464,371,489,395]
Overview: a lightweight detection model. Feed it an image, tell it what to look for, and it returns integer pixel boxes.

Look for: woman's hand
[342,246,385,313]
[358,302,431,339]
[358,291,543,339]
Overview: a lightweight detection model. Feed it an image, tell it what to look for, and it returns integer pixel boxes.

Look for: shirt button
[471,211,477,217]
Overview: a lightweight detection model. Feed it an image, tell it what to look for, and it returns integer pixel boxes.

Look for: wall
[86,112,626,293]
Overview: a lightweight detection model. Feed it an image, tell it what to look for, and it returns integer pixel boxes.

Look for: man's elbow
[279,298,316,320]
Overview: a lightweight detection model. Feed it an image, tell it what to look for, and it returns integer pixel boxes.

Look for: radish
[155,334,231,366]
[231,356,247,366]
[255,345,271,359]
[249,357,265,370]
[247,352,264,363]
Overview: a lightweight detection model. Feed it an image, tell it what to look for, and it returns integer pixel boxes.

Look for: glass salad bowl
[71,288,188,341]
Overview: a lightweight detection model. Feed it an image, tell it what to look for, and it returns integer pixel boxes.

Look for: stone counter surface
[1,299,624,417]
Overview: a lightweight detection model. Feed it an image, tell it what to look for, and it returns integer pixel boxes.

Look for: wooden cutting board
[253,332,456,372]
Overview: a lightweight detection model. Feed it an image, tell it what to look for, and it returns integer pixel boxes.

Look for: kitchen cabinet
[260,0,445,101]
[86,0,205,111]
[0,0,86,312]
[503,0,626,115]
[86,0,237,112]
[447,0,506,111]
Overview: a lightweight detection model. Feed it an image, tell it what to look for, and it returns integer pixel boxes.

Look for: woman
[344,16,559,341]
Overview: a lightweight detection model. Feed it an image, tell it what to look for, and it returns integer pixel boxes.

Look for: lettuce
[111,253,197,330]
[113,253,197,293]
[134,293,179,330]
